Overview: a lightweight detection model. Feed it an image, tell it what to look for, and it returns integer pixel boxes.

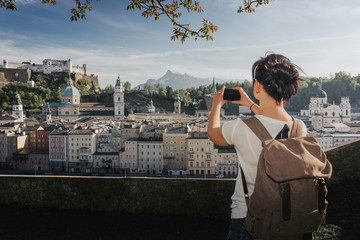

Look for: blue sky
[1,0,360,88]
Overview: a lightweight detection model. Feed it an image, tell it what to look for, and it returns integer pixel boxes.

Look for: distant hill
[135,70,246,90]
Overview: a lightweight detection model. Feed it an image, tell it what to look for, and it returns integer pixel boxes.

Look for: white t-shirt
[221,115,307,219]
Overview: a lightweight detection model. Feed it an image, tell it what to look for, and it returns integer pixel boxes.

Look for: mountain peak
[136,70,245,90]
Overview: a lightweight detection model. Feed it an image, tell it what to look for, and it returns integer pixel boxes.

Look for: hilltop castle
[0,58,99,87]
[3,59,86,75]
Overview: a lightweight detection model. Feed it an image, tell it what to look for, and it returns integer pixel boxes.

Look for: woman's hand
[208,85,229,146]
[231,87,254,108]
[212,86,228,109]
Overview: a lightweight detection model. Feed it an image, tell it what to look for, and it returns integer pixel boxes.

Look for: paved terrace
[0,139,359,240]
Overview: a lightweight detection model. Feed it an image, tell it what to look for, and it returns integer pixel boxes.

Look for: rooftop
[68,129,95,135]
[61,84,80,97]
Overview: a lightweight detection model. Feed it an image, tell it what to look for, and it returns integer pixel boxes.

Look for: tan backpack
[241,117,332,240]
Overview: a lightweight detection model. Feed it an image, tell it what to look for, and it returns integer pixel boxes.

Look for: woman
[207,53,307,240]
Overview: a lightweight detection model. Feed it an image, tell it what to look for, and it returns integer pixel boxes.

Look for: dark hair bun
[252,54,303,102]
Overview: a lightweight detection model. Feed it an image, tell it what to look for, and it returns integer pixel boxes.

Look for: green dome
[61,86,80,96]
[61,78,80,96]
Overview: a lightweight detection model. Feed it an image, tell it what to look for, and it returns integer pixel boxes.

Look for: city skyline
[1,0,360,88]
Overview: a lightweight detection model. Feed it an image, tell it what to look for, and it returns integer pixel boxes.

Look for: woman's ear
[254,79,261,94]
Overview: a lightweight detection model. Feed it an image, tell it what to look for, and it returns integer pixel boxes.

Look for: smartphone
[223,88,241,101]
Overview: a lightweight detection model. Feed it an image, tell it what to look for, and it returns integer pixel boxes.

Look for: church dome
[312,84,327,98]
[61,77,80,96]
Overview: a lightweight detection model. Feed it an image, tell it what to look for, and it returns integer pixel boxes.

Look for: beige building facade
[138,141,163,175]
[186,132,214,176]
[119,139,138,174]
[213,146,238,176]
[68,130,96,173]
[163,126,189,176]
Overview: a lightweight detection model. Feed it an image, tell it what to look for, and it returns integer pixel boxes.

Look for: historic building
[42,76,127,122]
[93,152,120,174]
[126,93,190,122]
[119,139,139,174]
[186,132,214,176]
[1,58,99,87]
[0,130,11,168]
[138,141,163,175]
[3,59,85,75]
[174,91,181,114]
[96,128,122,153]
[213,146,238,177]
[13,150,49,173]
[68,129,96,173]
[300,85,351,131]
[49,129,69,172]
[163,126,190,176]
[0,94,24,125]
[6,132,30,169]
[114,76,125,119]
[43,77,80,122]
[11,94,24,123]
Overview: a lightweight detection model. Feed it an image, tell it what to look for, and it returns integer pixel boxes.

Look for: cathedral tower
[114,75,125,118]
[11,94,24,122]
[174,91,181,114]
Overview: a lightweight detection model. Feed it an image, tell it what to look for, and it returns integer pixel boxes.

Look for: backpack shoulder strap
[242,117,272,142]
[289,117,303,138]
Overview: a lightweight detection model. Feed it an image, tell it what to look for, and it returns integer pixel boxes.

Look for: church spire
[115,74,121,87]
[175,90,180,103]
[211,77,217,93]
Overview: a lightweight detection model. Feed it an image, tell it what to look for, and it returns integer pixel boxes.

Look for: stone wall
[71,73,99,87]
[0,68,31,87]
[0,176,234,217]
[0,139,358,218]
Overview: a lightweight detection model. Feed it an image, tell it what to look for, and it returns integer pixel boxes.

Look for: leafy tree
[166,86,173,99]
[98,84,114,103]
[123,81,132,92]
[0,0,272,42]
[158,85,167,98]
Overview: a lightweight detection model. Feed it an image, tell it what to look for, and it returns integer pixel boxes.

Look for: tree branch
[0,0,273,43]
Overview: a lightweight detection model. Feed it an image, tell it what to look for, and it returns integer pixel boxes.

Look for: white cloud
[15,0,41,5]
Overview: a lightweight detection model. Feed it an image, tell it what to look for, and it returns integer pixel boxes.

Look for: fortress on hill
[0,58,99,87]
